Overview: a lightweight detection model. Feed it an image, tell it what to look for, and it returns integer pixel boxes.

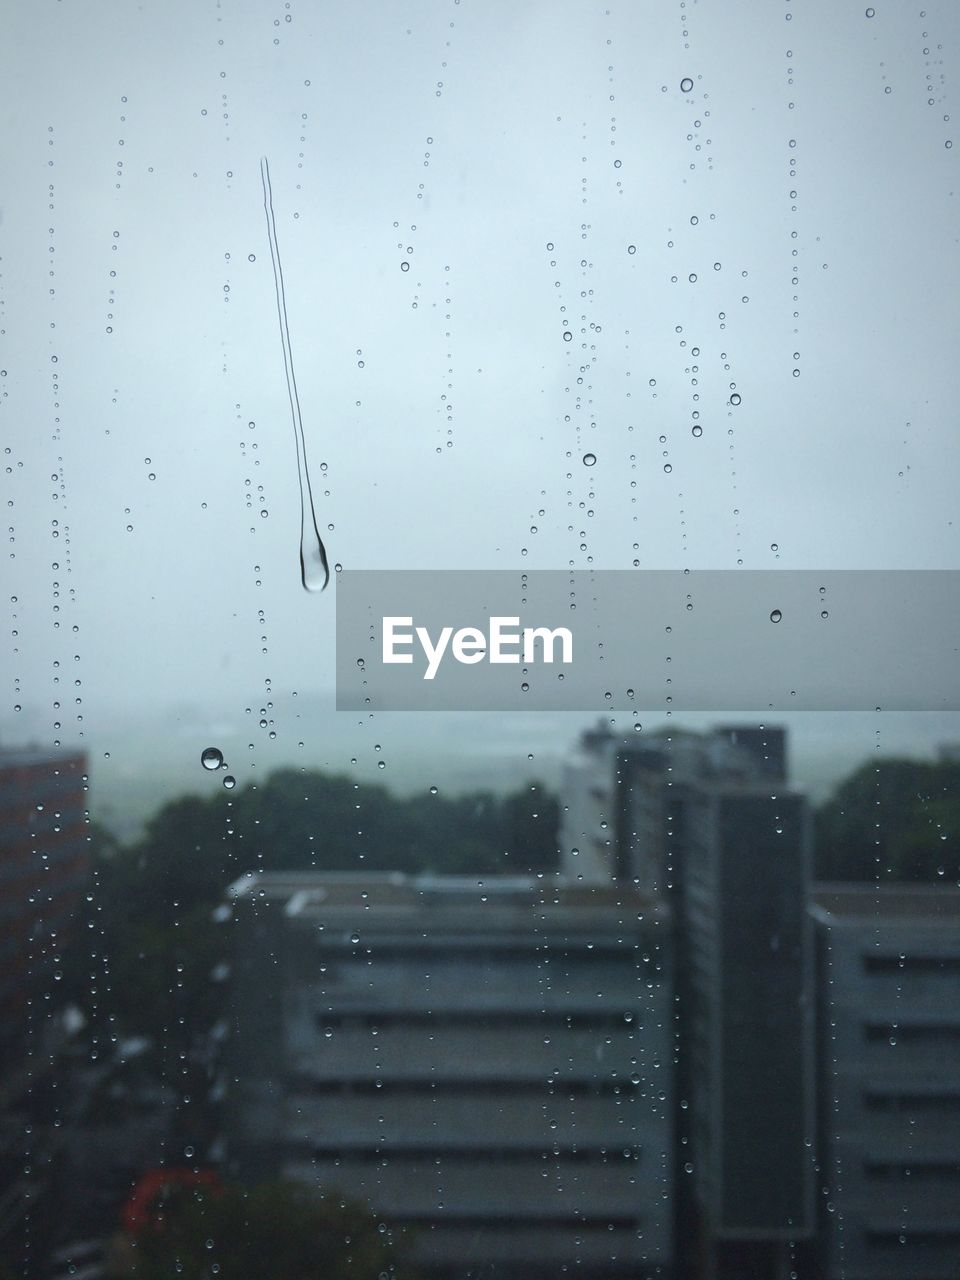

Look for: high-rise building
[0,746,90,1269]
[812,885,960,1280]
[561,724,814,1277]
[0,747,89,1065]
[677,781,814,1273]
[226,872,674,1277]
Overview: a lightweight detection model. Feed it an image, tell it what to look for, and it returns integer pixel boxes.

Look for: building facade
[226,872,674,1277]
[0,747,89,1063]
[0,747,90,1270]
[812,886,960,1280]
[562,724,815,1277]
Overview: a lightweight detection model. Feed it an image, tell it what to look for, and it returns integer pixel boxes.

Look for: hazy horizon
[5,697,957,843]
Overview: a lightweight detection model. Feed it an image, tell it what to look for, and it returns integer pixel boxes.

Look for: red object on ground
[122,1167,222,1236]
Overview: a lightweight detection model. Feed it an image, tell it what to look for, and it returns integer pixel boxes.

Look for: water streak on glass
[260,155,330,591]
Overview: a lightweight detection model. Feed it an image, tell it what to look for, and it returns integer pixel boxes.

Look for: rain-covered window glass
[1,3,959,1279]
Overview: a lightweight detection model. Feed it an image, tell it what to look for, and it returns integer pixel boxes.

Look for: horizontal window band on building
[0,814,87,845]
[314,943,649,961]
[866,1228,960,1248]
[865,1023,960,1043]
[864,1161,960,1180]
[313,1010,640,1031]
[863,954,960,974]
[863,1089,960,1110]
[346,1213,644,1231]
[288,1077,644,1098]
[307,1145,643,1164]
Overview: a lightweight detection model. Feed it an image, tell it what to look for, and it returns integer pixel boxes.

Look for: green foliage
[815,757,960,881]
[101,769,559,918]
[126,1178,417,1280]
[66,770,559,1044]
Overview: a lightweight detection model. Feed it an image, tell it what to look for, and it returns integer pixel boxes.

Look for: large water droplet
[770,609,782,624]
[583,453,597,466]
[680,77,694,93]
[201,747,224,770]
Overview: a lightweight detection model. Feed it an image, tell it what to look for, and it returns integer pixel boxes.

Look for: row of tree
[66,772,558,1060]
[814,757,960,881]
[64,756,958,1059]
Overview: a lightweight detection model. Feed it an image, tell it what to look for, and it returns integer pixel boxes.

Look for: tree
[122,1178,417,1280]
[815,757,960,881]
[62,769,560,1047]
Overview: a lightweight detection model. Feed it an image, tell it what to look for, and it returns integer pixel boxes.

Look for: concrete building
[0,747,89,1063]
[677,781,814,1275]
[558,721,623,884]
[226,873,674,1277]
[812,885,960,1280]
[560,724,788,891]
[561,724,814,1277]
[0,747,90,1271]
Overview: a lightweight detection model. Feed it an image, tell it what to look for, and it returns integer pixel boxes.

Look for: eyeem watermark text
[337,570,960,710]
[383,616,574,680]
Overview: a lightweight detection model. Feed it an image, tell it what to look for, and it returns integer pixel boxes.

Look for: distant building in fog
[812,885,960,1280]
[0,747,89,1269]
[226,872,674,1278]
[0,747,89,1066]
[559,723,789,888]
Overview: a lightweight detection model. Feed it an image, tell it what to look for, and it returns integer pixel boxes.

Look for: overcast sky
[2,0,958,814]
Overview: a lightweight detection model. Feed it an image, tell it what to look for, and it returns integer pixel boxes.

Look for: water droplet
[770,609,782,624]
[627,244,636,254]
[201,747,224,770]
[680,77,694,93]
[865,6,875,15]
[562,330,573,342]
[730,392,741,405]
[223,775,236,790]
[583,452,597,466]
[691,425,702,437]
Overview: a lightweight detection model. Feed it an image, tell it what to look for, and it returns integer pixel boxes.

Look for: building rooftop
[0,746,86,769]
[812,882,960,921]
[228,871,666,933]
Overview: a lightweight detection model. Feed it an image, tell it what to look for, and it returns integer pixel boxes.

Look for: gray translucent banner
[335,571,960,712]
